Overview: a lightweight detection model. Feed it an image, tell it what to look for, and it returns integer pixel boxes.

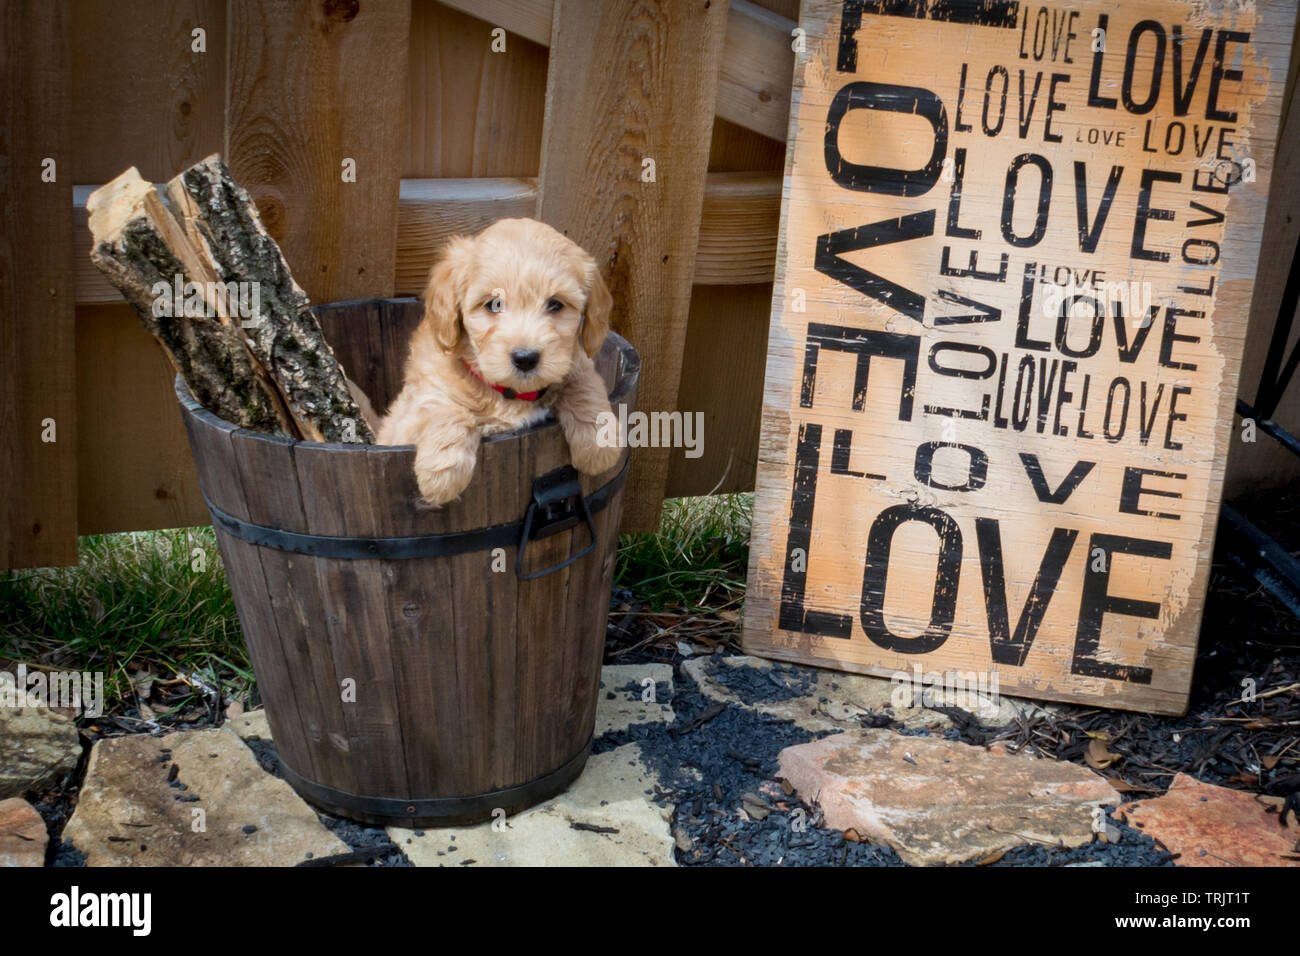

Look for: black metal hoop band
[203,456,628,564]
[279,744,591,828]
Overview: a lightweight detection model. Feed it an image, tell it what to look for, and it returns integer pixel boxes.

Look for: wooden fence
[3,0,1299,570]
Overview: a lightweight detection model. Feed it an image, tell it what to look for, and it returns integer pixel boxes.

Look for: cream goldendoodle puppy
[378,218,621,506]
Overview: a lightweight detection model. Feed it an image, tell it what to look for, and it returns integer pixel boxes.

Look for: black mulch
[706,658,818,703]
[244,739,414,867]
[596,661,1174,866]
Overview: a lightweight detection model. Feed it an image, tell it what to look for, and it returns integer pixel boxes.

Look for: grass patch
[0,528,249,713]
[614,493,753,612]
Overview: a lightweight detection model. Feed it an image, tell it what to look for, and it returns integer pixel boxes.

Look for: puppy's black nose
[511,349,540,372]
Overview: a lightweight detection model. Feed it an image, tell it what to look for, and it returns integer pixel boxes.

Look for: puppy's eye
[545,298,564,314]
[485,296,503,314]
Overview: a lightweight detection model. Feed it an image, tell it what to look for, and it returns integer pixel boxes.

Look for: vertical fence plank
[537,0,729,530]
[69,0,226,183]
[75,308,208,534]
[0,0,78,569]
[404,0,549,178]
[226,0,411,304]
[665,4,793,499]
[65,2,226,542]
[668,284,771,496]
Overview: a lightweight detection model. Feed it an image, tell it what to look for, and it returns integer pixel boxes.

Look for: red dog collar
[461,359,547,402]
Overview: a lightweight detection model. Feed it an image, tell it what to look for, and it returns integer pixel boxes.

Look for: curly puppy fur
[378,218,620,506]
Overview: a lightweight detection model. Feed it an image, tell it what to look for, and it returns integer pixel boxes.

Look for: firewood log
[165,155,375,444]
[87,157,377,444]
[87,168,297,435]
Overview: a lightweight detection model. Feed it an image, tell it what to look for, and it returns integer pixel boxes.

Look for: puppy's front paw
[569,433,622,475]
[413,444,477,506]
[415,463,473,506]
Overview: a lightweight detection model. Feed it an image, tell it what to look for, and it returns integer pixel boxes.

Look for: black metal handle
[515,465,598,580]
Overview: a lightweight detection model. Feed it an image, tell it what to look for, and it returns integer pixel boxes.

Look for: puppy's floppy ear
[422,236,473,352]
[581,262,612,358]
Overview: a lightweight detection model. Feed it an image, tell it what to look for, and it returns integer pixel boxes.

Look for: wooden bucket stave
[177,298,639,826]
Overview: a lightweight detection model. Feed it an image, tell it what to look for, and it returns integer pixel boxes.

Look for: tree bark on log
[87,169,296,435]
[166,156,374,444]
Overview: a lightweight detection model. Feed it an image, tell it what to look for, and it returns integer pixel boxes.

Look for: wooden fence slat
[537,0,730,530]
[438,0,553,45]
[709,117,787,172]
[715,0,796,141]
[67,0,225,308]
[405,0,549,178]
[661,51,793,501]
[396,178,539,294]
[76,172,785,304]
[1,0,78,569]
[440,0,795,141]
[398,172,782,294]
[72,186,125,307]
[69,0,226,184]
[693,171,781,285]
[666,284,772,498]
[75,307,208,534]
[225,0,411,303]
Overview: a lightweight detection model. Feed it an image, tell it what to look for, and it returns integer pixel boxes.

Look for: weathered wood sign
[744,0,1297,714]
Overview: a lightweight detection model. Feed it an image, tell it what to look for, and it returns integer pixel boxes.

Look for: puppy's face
[422,218,612,392]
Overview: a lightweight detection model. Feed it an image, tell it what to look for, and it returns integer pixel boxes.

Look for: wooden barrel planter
[176,298,640,827]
